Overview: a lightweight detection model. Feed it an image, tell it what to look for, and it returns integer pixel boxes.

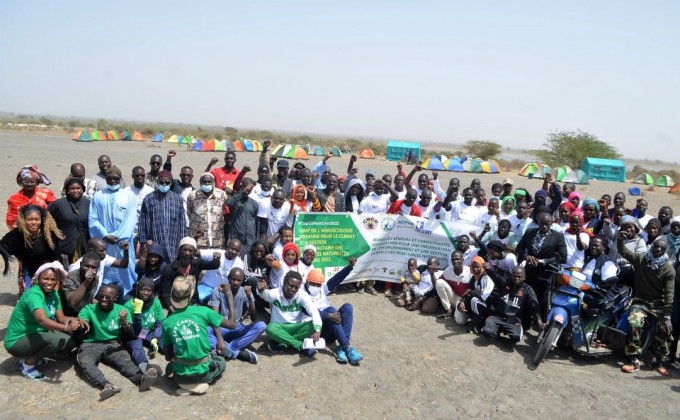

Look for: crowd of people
[1,141,678,399]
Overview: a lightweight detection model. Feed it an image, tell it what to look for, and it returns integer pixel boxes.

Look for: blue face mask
[158,185,171,193]
[201,185,213,194]
[259,190,272,197]
[107,184,120,191]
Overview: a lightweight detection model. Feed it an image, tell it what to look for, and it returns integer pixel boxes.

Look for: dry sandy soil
[1,130,679,419]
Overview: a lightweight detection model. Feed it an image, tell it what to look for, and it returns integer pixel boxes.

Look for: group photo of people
[1,139,678,404]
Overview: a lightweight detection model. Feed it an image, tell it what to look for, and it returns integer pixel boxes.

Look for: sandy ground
[1,130,679,419]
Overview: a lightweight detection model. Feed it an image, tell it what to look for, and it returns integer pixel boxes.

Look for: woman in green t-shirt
[4,261,87,380]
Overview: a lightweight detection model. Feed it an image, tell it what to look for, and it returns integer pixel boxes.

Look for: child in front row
[123,276,164,375]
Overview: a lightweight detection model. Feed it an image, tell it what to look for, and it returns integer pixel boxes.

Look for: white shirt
[359,193,389,214]
[199,250,244,289]
[450,202,480,223]
[69,255,116,295]
[258,199,292,238]
[563,231,590,269]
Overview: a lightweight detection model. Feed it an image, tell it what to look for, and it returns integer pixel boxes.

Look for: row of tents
[419,156,502,173]
[72,130,146,141]
[519,162,590,184]
[633,173,675,187]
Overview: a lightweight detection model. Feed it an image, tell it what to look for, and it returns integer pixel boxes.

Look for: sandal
[437,309,453,319]
[669,360,680,370]
[621,358,640,373]
[407,303,420,311]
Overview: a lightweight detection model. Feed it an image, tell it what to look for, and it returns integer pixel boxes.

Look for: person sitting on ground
[76,284,158,401]
[197,239,244,303]
[435,251,472,324]
[303,263,365,365]
[134,240,167,293]
[617,234,675,376]
[61,252,103,317]
[407,257,443,314]
[481,266,543,344]
[123,276,164,375]
[297,244,317,282]
[478,219,519,252]
[259,271,323,358]
[69,237,129,299]
[457,256,495,331]
[207,267,265,364]
[4,262,86,380]
[163,275,236,396]
[397,257,422,304]
[159,237,221,312]
[266,242,300,289]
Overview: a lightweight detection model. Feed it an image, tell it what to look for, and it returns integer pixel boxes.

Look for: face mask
[158,185,171,193]
[201,185,213,194]
[259,190,272,197]
[107,184,120,191]
[307,286,322,297]
[370,192,380,198]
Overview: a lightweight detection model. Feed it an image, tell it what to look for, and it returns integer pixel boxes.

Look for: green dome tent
[633,173,654,185]
[654,175,674,187]
[555,166,573,182]
[311,145,326,156]
[329,146,342,157]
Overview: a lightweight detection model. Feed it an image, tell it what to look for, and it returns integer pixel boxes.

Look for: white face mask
[107,184,120,191]
[259,190,272,197]
[307,286,322,298]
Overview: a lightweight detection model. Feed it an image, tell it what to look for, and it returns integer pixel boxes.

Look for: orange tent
[132,131,146,141]
[232,139,245,152]
[670,183,680,194]
[359,148,376,159]
[291,146,309,160]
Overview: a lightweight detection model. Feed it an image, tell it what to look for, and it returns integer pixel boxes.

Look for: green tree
[463,140,502,160]
[39,117,54,126]
[68,120,81,129]
[532,130,621,168]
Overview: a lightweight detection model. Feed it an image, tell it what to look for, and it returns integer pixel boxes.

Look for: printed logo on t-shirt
[108,318,120,331]
[172,319,202,343]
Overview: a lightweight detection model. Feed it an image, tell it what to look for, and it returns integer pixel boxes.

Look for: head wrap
[470,256,486,279]
[534,190,548,199]
[137,276,155,292]
[581,198,600,217]
[486,240,504,253]
[282,242,300,266]
[302,244,317,254]
[200,172,214,181]
[559,202,576,215]
[501,196,516,215]
[17,165,51,186]
[291,185,308,211]
[568,191,582,202]
[619,215,640,232]
[105,166,123,178]
[306,269,325,285]
[33,261,67,281]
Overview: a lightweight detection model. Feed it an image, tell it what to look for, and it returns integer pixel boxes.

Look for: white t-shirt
[359,193,389,214]
[199,250,244,289]
[258,199,292,238]
[563,231,590,269]
[450,202,480,223]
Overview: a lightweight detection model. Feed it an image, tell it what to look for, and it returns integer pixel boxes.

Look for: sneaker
[266,339,287,353]
[243,348,259,365]
[346,347,364,365]
[139,367,158,391]
[176,382,209,395]
[384,289,392,297]
[99,384,121,401]
[19,360,44,380]
[621,358,641,373]
[366,287,378,295]
[302,348,318,358]
[335,347,348,364]
[356,287,365,294]
[147,340,159,359]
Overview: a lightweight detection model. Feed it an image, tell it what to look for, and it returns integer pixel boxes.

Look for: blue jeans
[198,284,214,304]
[125,329,164,367]
[320,304,354,350]
[207,322,266,359]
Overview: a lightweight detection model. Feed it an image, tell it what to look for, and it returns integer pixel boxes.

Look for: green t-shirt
[162,306,222,377]
[123,298,165,331]
[78,303,132,343]
[4,285,62,350]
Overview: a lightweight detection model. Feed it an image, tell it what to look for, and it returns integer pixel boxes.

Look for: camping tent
[132,131,146,141]
[107,131,119,141]
[120,130,132,141]
[220,139,235,151]
[232,139,245,151]
[633,173,654,185]
[329,146,342,157]
[655,175,674,187]
[519,162,551,178]
[462,159,483,173]
[243,139,254,152]
[182,135,195,145]
[271,144,309,160]
[480,160,501,174]
[443,158,464,172]
[581,157,626,182]
[555,166,573,182]
[91,130,106,141]
[386,140,421,162]
[192,140,211,152]
[359,148,376,159]
[670,183,680,194]
[561,169,589,184]
[72,131,92,142]
[421,157,445,171]
[152,133,164,142]
[167,134,181,143]
[251,140,263,152]
[311,145,326,156]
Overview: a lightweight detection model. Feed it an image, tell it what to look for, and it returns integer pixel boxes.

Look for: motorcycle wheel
[532,322,561,368]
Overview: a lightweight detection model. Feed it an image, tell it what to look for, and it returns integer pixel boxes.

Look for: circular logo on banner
[381,217,395,231]
[363,217,379,230]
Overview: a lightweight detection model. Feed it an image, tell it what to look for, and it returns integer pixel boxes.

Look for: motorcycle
[532,265,633,368]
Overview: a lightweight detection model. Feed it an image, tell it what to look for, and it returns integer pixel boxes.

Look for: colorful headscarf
[581,198,600,219]
[568,191,582,205]
[33,261,67,281]
[291,185,308,211]
[281,242,300,267]
[470,256,486,279]
[16,165,51,186]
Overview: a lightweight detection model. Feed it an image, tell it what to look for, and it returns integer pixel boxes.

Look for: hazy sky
[1,1,678,161]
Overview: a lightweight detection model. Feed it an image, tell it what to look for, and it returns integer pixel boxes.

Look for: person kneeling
[76,284,158,401]
[162,276,237,395]
[304,262,364,365]
[481,266,543,344]
[258,271,323,358]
